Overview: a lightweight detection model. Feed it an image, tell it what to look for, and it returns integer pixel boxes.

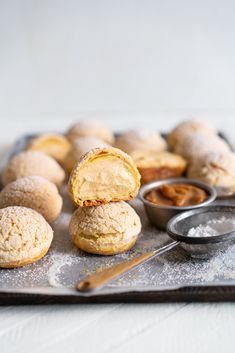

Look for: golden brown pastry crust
[2,151,65,188]
[167,119,216,150]
[187,150,235,189]
[133,151,187,184]
[69,201,141,255]
[26,134,71,164]
[0,206,53,268]
[66,120,114,144]
[172,132,230,162]
[0,176,63,223]
[63,136,109,173]
[68,147,141,206]
[115,129,167,155]
[0,247,50,268]
[72,234,137,255]
[138,166,185,184]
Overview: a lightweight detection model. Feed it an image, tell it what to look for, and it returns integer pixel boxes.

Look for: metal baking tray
[1,133,235,304]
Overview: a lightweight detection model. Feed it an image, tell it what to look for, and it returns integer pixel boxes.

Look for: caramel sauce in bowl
[139,178,217,230]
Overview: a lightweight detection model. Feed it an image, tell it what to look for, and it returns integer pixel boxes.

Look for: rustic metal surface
[1,134,235,304]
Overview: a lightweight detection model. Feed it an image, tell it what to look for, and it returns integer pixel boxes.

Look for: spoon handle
[77,241,179,292]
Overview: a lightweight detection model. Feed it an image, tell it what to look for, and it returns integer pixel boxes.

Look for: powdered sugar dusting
[187,217,235,237]
[1,191,235,292]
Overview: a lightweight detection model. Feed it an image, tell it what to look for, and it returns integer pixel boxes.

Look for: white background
[1,0,235,139]
[1,1,235,353]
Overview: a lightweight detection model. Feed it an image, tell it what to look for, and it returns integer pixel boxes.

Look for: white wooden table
[1,115,235,353]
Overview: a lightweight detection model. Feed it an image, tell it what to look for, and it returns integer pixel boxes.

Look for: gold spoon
[77,241,179,292]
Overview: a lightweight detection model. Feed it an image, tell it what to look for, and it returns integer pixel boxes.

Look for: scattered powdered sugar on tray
[1,192,235,292]
[47,253,76,287]
[187,216,235,238]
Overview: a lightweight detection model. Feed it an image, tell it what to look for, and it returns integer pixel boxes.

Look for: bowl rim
[166,205,235,244]
[139,177,217,211]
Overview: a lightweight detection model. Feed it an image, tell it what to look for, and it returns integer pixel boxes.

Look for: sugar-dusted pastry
[0,206,53,268]
[68,147,141,206]
[173,132,230,161]
[115,129,167,156]
[187,150,235,189]
[66,120,114,144]
[2,151,65,188]
[168,119,216,150]
[69,201,141,255]
[0,176,62,223]
[26,133,71,164]
[132,150,187,184]
[64,136,109,173]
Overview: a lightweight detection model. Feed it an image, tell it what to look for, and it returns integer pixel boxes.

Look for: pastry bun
[0,206,53,268]
[69,201,141,255]
[26,133,71,164]
[2,151,65,188]
[66,120,114,144]
[0,176,62,223]
[115,129,167,155]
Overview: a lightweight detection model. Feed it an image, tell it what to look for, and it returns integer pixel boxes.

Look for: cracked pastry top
[2,151,65,188]
[69,201,141,255]
[0,176,63,223]
[64,136,109,173]
[26,133,71,164]
[65,119,114,144]
[167,119,216,150]
[187,150,235,189]
[68,147,141,206]
[172,132,230,161]
[0,206,53,268]
[115,129,167,156]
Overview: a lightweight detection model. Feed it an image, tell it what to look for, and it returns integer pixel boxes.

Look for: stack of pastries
[0,117,234,268]
[68,146,142,255]
[61,120,142,255]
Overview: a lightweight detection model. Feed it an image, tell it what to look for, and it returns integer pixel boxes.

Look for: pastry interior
[26,134,71,163]
[132,150,187,184]
[68,147,140,206]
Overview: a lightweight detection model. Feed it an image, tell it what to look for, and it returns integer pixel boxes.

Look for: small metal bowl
[167,205,235,259]
[139,178,217,230]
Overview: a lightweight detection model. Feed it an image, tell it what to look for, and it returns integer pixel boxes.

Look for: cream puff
[64,136,109,173]
[66,120,114,144]
[2,151,65,188]
[0,176,62,223]
[68,147,141,206]
[187,150,235,189]
[0,206,53,268]
[69,201,141,255]
[26,133,71,164]
[132,150,187,184]
[168,119,216,150]
[115,129,167,156]
[173,132,230,161]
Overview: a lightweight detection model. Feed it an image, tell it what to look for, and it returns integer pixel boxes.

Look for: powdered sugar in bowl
[167,205,235,259]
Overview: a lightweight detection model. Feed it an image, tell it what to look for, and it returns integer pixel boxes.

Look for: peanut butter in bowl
[145,183,208,207]
[139,178,217,230]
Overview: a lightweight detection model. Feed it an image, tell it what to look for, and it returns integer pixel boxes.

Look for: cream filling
[77,156,136,200]
[133,151,185,168]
